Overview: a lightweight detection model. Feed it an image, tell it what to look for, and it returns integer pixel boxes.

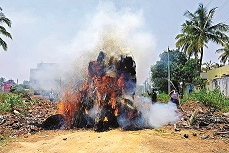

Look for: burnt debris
[57,51,140,132]
[176,101,229,138]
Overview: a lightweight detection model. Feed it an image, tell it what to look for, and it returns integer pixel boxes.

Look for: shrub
[157,92,170,103]
[184,88,229,112]
[0,93,26,113]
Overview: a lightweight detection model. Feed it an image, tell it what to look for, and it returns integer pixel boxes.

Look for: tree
[151,49,200,94]
[202,60,220,72]
[216,43,229,65]
[0,77,5,83]
[175,3,229,73]
[181,59,199,83]
[0,7,12,51]
[151,49,198,93]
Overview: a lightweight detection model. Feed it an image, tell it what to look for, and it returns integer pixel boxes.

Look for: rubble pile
[0,96,57,138]
[177,101,229,138]
[0,98,229,139]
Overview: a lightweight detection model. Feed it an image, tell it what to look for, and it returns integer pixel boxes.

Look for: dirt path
[1,126,229,153]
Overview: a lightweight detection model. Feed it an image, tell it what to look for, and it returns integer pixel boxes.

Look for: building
[30,62,62,95]
[3,79,16,92]
[207,65,229,97]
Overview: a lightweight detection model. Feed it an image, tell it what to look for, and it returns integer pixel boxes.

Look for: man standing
[188,84,194,94]
[148,88,157,104]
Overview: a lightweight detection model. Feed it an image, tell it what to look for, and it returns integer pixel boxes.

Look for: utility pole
[168,46,171,94]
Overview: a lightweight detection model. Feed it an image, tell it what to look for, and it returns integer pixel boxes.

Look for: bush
[0,93,27,113]
[0,93,8,103]
[184,88,229,112]
[157,92,170,103]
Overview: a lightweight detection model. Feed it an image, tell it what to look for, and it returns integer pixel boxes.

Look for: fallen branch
[188,109,199,126]
[214,131,229,135]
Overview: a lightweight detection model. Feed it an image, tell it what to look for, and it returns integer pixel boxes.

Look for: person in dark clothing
[148,89,157,104]
[49,90,55,102]
[188,84,194,94]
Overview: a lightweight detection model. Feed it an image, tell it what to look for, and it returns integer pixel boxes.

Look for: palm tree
[0,7,12,51]
[175,3,229,73]
[202,60,219,72]
[175,24,199,62]
[216,43,229,65]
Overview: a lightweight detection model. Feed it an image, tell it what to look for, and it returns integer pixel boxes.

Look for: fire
[57,51,139,131]
[114,107,119,116]
[57,91,79,128]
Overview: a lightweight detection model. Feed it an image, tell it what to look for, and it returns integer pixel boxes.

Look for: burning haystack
[56,51,140,131]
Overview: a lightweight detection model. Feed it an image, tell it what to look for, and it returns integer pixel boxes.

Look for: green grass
[155,128,166,133]
[0,132,12,147]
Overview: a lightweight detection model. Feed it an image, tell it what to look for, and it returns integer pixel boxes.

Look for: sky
[1,0,229,85]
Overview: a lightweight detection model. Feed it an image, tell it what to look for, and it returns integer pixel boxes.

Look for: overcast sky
[1,0,229,84]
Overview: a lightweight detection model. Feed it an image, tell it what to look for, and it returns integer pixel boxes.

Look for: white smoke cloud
[1,1,156,86]
[23,0,157,97]
[65,1,156,85]
[134,96,182,128]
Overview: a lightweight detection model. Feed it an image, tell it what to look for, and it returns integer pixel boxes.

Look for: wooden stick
[214,131,229,135]
[189,109,199,126]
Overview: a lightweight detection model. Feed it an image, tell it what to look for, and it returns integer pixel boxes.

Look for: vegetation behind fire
[1,3,229,150]
[0,92,39,114]
[183,88,229,112]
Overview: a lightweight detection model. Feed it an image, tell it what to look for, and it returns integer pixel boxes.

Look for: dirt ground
[1,125,229,153]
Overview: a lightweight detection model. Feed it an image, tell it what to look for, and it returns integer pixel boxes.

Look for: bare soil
[1,98,229,153]
[1,125,229,153]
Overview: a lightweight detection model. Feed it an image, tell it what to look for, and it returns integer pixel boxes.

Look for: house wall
[3,80,16,92]
[207,65,229,96]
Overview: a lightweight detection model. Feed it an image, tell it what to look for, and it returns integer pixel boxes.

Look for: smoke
[133,96,181,128]
[29,1,156,93]
[56,2,179,129]
[63,1,156,86]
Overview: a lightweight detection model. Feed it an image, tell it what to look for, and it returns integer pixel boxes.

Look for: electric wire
[209,0,229,24]
[206,0,213,7]
[214,0,229,16]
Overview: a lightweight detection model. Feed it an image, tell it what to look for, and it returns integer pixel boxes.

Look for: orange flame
[57,85,89,128]
[56,54,137,129]
[114,107,119,116]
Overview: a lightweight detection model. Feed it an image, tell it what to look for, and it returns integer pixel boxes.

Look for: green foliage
[184,88,229,112]
[0,92,8,103]
[9,86,16,92]
[0,77,5,84]
[0,93,25,112]
[0,92,39,145]
[157,92,170,103]
[175,3,229,73]
[0,92,39,114]
[30,98,40,105]
[151,49,199,93]
[0,7,12,51]
[181,59,199,83]
[0,132,11,147]
[216,43,229,65]
[151,49,185,93]
[10,85,28,95]
[155,128,166,133]
[193,76,207,90]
